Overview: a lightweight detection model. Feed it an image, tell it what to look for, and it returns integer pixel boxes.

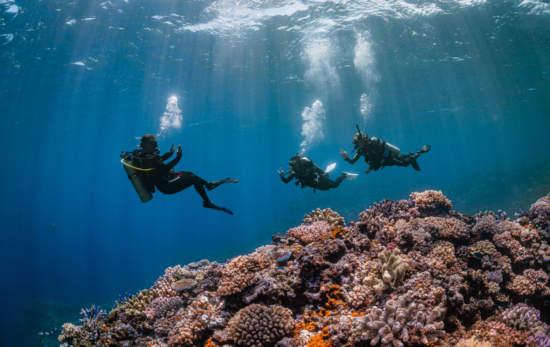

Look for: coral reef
[58,190,550,347]
[303,208,346,228]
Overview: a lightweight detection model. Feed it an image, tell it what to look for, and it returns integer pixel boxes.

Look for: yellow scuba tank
[121,159,154,203]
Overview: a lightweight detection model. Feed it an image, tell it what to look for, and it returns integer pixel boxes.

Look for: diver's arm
[160,143,176,161]
[280,172,295,184]
[160,151,174,161]
[164,145,182,170]
[345,151,362,164]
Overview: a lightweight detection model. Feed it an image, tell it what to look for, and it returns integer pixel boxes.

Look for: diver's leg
[206,178,239,191]
[329,174,346,188]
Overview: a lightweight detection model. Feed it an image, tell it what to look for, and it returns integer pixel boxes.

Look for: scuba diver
[340,125,431,174]
[278,153,357,192]
[123,134,238,214]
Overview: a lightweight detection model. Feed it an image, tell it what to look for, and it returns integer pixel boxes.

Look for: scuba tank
[120,152,154,203]
[370,137,400,156]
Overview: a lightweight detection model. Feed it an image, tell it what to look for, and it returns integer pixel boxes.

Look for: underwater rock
[58,190,550,347]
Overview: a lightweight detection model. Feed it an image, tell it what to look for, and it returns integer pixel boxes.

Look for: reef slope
[59,190,550,347]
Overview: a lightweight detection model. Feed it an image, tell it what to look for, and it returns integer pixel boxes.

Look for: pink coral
[217,252,271,296]
[286,221,331,243]
[410,190,452,216]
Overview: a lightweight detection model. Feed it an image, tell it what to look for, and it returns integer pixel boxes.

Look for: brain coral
[225,304,295,347]
[286,221,331,244]
[217,252,271,296]
[303,207,345,228]
[410,190,452,216]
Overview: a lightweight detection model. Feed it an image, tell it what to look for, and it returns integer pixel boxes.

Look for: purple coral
[526,333,550,347]
[486,271,503,283]
[145,297,183,321]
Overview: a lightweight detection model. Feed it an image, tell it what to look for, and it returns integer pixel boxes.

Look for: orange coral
[204,338,216,347]
[307,328,331,347]
[325,285,347,310]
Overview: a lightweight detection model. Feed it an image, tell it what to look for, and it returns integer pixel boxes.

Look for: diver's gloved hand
[132,149,140,157]
[176,145,182,157]
[340,149,348,160]
[278,168,285,177]
[170,143,175,154]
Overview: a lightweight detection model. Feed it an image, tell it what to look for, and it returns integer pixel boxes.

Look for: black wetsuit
[280,157,345,191]
[134,150,211,202]
[345,138,420,171]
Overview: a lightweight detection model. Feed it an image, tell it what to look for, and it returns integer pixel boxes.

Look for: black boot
[206,178,238,191]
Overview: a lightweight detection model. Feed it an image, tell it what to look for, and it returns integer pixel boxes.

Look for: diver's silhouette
[278,153,357,192]
[123,134,237,214]
[341,126,430,174]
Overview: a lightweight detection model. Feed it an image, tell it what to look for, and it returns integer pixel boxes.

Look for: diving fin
[203,201,234,215]
[410,159,421,171]
[343,172,358,181]
[420,145,431,153]
[325,163,337,174]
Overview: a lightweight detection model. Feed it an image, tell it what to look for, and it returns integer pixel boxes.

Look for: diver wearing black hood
[340,126,431,174]
[132,134,238,214]
[278,154,356,192]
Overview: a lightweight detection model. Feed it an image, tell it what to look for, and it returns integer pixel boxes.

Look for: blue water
[1,0,550,345]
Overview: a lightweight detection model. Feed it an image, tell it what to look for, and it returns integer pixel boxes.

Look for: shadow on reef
[57,190,550,347]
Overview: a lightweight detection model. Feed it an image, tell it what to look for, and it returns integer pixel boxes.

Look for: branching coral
[225,304,295,347]
[419,217,470,239]
[364,248,408,293]
[168,295,225,346]
[145,297,183,321]
[303,208,345,228]
[507,269,548,295]
[105,289,158,324]
[410,190,452,216]
[287,221,331,244]
[471,240,497,256]
[77,304,106,341]
[354,291,446,347]
[345,285,372,308]
[456,337,494,347]
[58,323,82,342]
[499,305,548,335]
[217,252,271,296]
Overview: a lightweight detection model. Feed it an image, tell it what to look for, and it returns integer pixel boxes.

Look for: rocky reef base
[58,190,550,347]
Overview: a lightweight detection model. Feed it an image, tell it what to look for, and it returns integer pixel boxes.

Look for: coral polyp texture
[58,190,550,347]
[303,208,346,228]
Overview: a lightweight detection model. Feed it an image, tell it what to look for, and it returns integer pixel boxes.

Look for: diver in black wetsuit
[133,134,238,215]
[278,154,356,192]
[340,127,431,174]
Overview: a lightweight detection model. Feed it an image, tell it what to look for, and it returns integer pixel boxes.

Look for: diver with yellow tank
[340,125,431,174]
[121,134,237,214]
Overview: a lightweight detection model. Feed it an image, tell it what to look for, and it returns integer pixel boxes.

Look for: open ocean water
[1,0,550,346]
